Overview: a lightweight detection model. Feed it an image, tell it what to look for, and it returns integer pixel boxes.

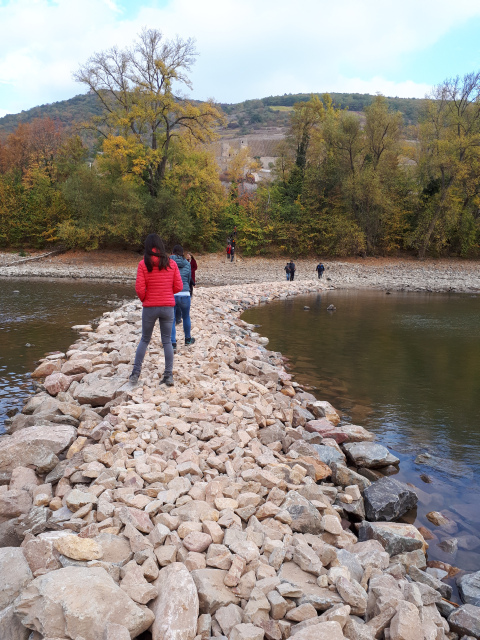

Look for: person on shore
[230,238,236,262]
[226,243,232,262]
[284,262,291,281]
[130,234,183,387]
[316,262,325,279]
[289,260,296,281]
[185,252,197,296]
[170,244,195,350]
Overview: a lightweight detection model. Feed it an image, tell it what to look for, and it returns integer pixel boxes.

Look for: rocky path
[1,251,479,293]
[1,280,479,640]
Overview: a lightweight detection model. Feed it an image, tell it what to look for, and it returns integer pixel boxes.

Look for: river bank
[1,280,478,639]
[1,250,480,293]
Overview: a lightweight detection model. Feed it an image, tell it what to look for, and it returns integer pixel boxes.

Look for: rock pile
[1,280,479,640]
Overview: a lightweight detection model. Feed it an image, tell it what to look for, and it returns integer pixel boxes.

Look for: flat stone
[281,491,323,534]
[54,535,103,561]
[358,521,426,556]
[343,442,399,469]
[290,620,345,640]
[458,572,480,606]
[448,604,480,638]
[192,568,240,614]
[73,376,127,406]
[277,562,343,610]
[230,623,265,640]
[311,445,346,466]
[0,424,76,472]
[0,547,33,612]
[14,566,154,640]
[363,477,418,522]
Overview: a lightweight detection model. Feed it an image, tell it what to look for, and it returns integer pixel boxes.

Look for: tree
[75,29,224,196]
[415,72,480,258]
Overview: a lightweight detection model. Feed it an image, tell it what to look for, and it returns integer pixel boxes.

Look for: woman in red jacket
[130,234,183,387]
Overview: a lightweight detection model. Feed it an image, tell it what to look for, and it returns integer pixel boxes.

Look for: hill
[0,91,425,139]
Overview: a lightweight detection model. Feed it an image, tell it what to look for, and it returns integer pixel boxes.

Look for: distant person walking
[289,260,296,281]
[284,262,291,281]
[226,243,232,262]
[170,245,195,351]
[230,238,236,262]
[186,252,197,295]
[316,262,325,279]
[130,234,183,387]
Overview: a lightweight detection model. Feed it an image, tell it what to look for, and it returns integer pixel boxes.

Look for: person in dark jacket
[316,262,325,279]
[170,244,195,350]
[130,234,183,387]
[186,252,197,295]
[289,260,296,281]
[284,263,291,281]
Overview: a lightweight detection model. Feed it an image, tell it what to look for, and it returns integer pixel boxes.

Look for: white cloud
[0,0,479,115]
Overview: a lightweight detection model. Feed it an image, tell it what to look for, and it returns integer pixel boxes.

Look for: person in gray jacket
[170,244,195,349]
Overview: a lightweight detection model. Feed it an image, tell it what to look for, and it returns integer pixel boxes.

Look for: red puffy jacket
[135,257,183,307]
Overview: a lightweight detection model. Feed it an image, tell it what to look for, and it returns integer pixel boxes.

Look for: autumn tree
[74,29,224,196]
[414,72,480,257]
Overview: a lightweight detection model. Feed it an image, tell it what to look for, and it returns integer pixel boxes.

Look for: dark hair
[172,244,184,257]
[144,234,170,272]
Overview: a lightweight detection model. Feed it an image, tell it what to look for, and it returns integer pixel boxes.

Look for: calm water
[243,290,480,579]
[0,279,134,431]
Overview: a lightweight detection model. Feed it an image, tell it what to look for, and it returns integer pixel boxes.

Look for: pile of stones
[1,280,479,640]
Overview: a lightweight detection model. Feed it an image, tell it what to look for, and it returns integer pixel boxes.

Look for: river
[243,289,480,577]
[0,278,134,432]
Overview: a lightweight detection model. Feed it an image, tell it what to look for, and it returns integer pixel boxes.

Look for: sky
[1,0,480,117]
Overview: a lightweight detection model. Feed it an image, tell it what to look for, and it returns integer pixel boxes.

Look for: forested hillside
[0,90,423,139]
[1,30,479,259]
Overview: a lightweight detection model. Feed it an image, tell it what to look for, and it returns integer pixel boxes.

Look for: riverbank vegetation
[0,31,479,257]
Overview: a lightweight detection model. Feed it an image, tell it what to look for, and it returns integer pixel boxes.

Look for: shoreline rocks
[0,280,469,639]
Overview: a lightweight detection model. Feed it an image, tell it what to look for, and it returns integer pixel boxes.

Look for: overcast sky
[1,0,480,117]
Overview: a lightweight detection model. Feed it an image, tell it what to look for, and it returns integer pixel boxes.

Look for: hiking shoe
[172,342,177,351]
[185,337,196,346]
[129,372,140,385]
[159,374,174,387]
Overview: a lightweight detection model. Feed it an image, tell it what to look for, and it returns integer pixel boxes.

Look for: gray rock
[343,442,399,469]
[281,491,323,534]
[336,549,364,583]
[363,477,418,522]
[408,566,452,599]
[448,604,480,638]
[311,445,346,466]
[258,424,284,446]
[358,521,424,556]
[330,462,371,491]
[458,572,480,606]
[292,406,315,427]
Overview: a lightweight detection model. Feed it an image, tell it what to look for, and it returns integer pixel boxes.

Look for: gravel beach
[1,250,480,293]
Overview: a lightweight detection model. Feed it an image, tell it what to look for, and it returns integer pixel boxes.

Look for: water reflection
[0,278,134,430]
[243,289,480,580]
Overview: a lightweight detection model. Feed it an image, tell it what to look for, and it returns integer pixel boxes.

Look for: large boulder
[0,547,33,640]
[14,566,154,640]
[363,477,418,522]
[150,562,199,640]
[0,424,76,473]
[457,571,480,606]
[343,442,399,469]
[281,491,323,534]
[358,521,426,556]
[73,376,128,406]
[448,604,480,638]
[44,372,73,396]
